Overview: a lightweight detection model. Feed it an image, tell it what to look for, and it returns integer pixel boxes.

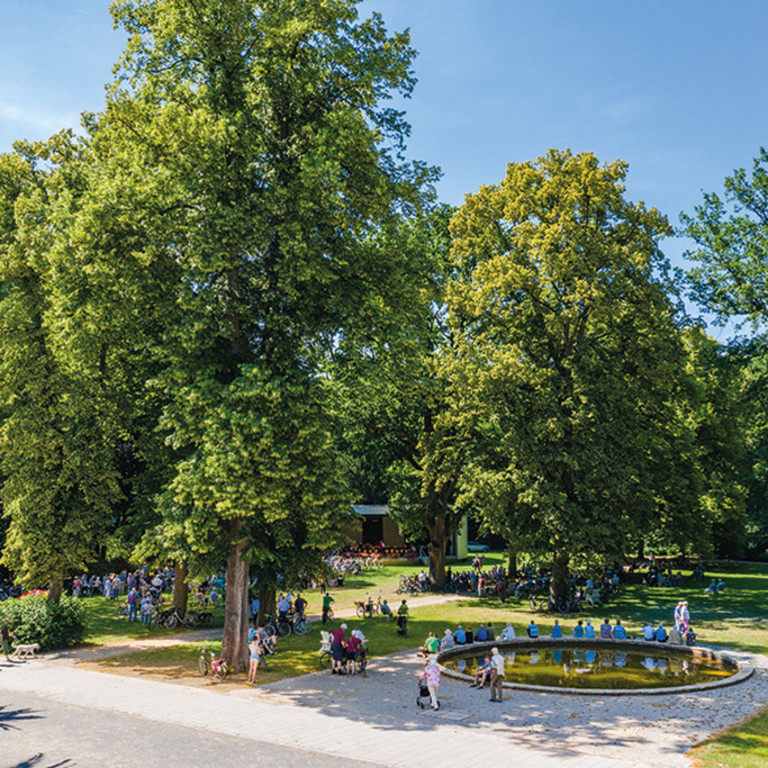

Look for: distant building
[346,504,468,560]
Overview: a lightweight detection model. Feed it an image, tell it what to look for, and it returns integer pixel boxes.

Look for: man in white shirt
[500,623,516,641]
[489,647,505,702]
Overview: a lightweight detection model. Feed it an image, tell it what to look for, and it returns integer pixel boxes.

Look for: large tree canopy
[89,0,435,662]
[681,148,768,329]
[446,150,693,596]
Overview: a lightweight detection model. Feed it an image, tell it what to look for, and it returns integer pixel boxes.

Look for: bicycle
[293,615,312,635]
[355,593,383,618]
[262,613,292,638]
[396,575,420,595]
[164,608,201,630]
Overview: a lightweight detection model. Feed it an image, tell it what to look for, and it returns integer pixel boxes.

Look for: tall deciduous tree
[446,150,690,598]
[0,137,123,601]
[93,0,434,664]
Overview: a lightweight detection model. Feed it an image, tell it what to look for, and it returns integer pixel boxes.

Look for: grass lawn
[688,706,768,768]
[76,556,768,765]
[81,595,226,646]
[81,557,768,688]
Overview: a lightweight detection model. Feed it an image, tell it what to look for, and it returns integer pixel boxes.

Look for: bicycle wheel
[277,621,292,637]
[294,619,310,636]
[528,595,539,612]
[318,651,330,669]
[326,609,334,622]
[199,654,209,676]
[198,611,213,626]
[164,614,179,630]
[356,605,365,618]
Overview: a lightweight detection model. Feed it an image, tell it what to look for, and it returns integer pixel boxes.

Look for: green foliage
[0,594,87,650]
[446,150,693,583]
[682,147,768,330]
[334,206,464,585]
[0,138,123,592]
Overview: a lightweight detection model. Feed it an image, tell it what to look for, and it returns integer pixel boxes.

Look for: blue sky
[2,1,767,338]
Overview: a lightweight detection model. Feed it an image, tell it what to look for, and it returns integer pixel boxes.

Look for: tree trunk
[637,538,645,560]
[221,525,250,671]
[550,551,569,602]
[507,550,518,578]
[172,561,189,617]
[258,585,276,625]
[428,512,446,589]
[47,577,63,604]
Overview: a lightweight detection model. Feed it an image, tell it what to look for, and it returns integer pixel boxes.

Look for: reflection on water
[443,646,736,689]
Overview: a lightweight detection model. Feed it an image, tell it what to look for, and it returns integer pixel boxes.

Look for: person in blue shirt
[584,620,596,639]
[655,623,668,643]
[612,620,627,640]
[454,625,467,644]
[573,620,585,638]
[475,624,488,642]
[527,620,539,638]
[470,655,493,688]
[550,619,563,638]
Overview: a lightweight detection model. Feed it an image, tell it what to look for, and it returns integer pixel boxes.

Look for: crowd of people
[421,599,698,657]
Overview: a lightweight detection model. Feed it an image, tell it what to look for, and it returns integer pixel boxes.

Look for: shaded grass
[81,595,226,647]
[689,706,768,768]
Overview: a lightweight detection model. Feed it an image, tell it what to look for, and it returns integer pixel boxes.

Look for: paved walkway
[0,655,642,768]
[2,643,767,768]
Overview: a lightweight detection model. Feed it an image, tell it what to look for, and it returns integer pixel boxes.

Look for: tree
[93,0,435,664]
[0,137,123,601]
[681,148,768,329]
[335,207,464,588]
[446,150,691,598]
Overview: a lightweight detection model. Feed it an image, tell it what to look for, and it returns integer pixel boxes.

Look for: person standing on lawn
[322,592,334,624]
[397,600,409,637]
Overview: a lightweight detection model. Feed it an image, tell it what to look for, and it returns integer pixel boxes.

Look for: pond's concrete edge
[436,637,754,696]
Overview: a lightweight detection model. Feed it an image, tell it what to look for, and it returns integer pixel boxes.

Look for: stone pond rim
[436,636,754,696]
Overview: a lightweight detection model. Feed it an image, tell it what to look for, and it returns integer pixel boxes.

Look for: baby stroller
[416,680,440,710]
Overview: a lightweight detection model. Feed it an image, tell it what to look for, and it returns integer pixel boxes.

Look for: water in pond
[443,647,737,690]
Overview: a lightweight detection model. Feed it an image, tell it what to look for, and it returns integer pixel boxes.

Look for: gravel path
[260,645,768,767]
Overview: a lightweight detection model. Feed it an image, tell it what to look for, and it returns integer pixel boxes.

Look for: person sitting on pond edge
[527,620,539,638]
[550,620,563,639]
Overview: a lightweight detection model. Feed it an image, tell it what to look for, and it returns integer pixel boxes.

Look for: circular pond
[438,638,751,695]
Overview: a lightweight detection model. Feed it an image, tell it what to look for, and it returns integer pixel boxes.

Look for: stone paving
[1,641,767,768]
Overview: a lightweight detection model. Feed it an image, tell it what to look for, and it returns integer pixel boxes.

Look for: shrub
[0,594,88,650]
